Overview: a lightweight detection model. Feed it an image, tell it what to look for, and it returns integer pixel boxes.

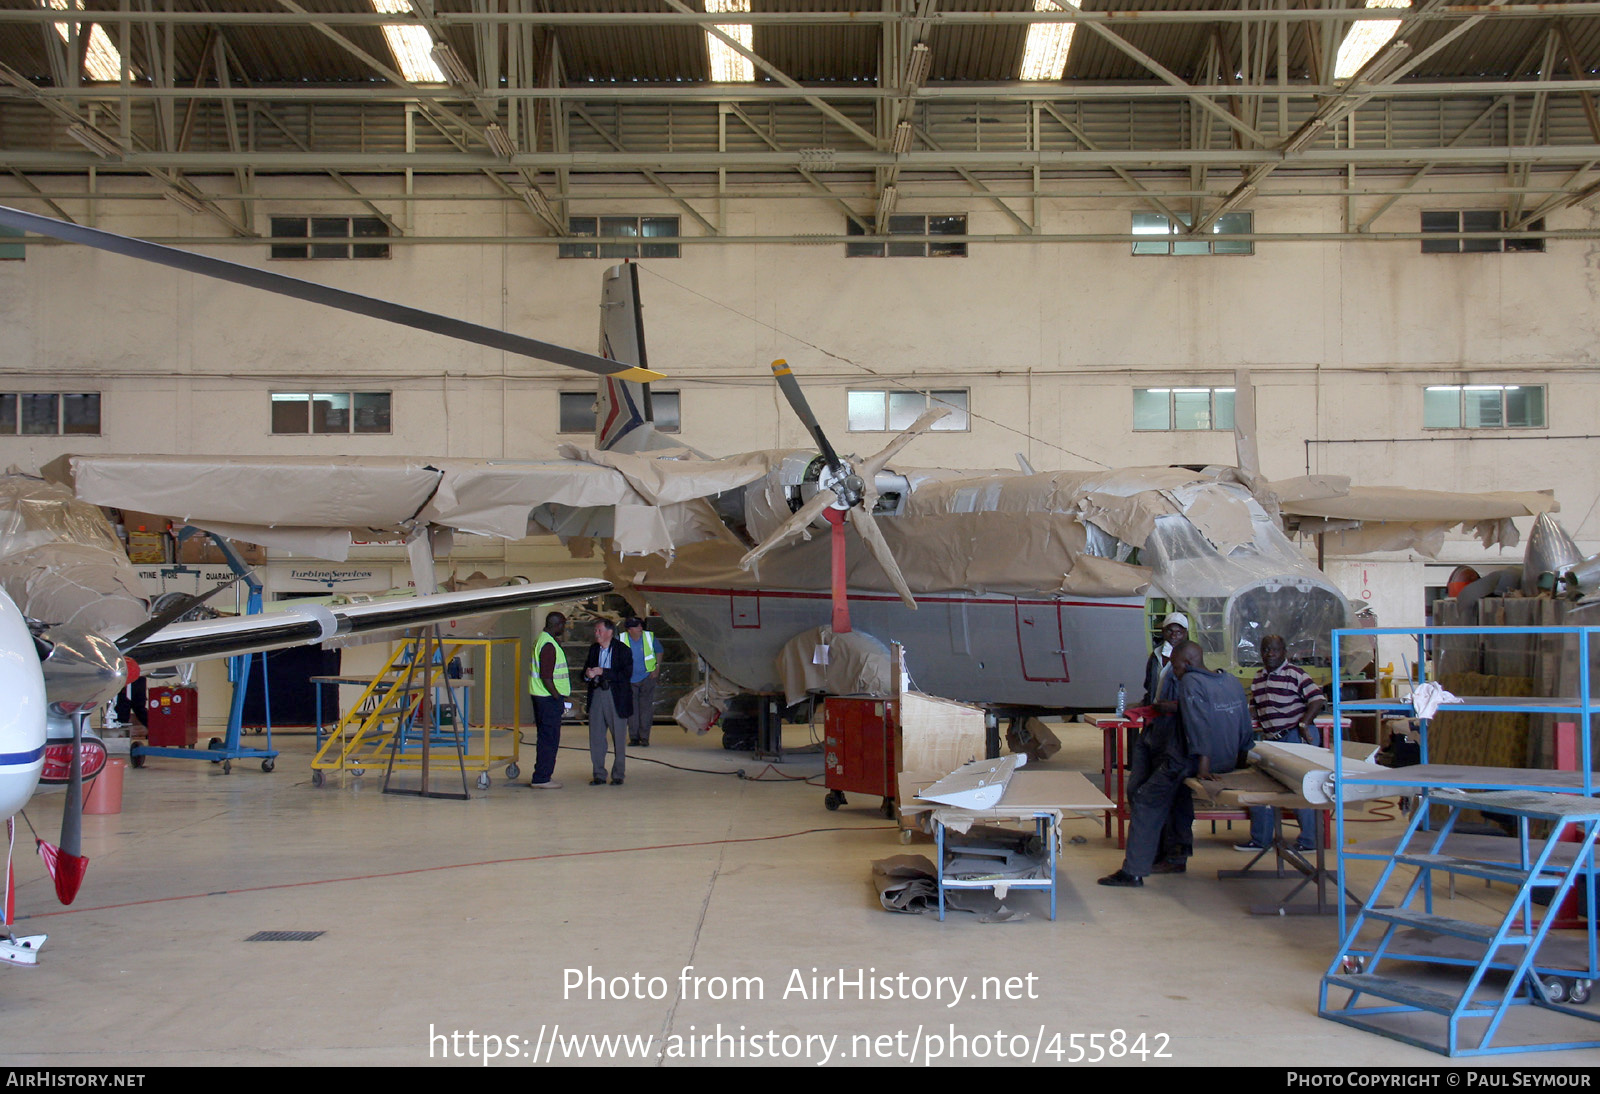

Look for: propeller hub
[816,462,865,509]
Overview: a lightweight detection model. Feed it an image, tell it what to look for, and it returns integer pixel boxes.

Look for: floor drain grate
[244,930,325,942]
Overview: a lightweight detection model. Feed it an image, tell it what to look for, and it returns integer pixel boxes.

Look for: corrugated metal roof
[3,1,1599,89]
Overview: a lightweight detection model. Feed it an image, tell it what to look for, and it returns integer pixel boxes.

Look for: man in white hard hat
[1125,611,1190,873]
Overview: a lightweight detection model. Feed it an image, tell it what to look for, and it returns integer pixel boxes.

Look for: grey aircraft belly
[642,582,1148,708]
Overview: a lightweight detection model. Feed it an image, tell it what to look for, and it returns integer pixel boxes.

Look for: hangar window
[0,224,23,260]
[560,390,680,434]
[269,216,391,260]
[1421,211,1545,253]
[847,389,969,432]
[1423,384,1546,429]
[1132,212,1253,255]
[846,215,967,258]
[0,393,100,435]
[560,216,679,259]
[271,392,391,434]
[1133,387,1235,431]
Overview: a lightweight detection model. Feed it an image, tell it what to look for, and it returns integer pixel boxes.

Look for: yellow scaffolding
[310,635,523,789]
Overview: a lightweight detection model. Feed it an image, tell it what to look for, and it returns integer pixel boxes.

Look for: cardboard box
[176,534,266,565]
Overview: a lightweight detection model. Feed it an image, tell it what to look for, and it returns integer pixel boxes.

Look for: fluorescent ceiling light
[46,0,128,82]
[706,0,754,83]
[1334,0,1409,81]
[1019,0,1079,82]
[904,42,931,90]
[370,0,445,83]
[892,120,913,155]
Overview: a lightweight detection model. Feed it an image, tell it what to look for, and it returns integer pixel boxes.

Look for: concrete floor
[4,720,1597,1067]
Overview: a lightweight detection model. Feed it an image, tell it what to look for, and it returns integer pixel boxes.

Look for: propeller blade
[114,573,241,654]
[739,490,836,572]
[849,505,918,611]
[43,713,89,905]
[0,204,664,383]
[860,404,952,480]
[770,360,842,473]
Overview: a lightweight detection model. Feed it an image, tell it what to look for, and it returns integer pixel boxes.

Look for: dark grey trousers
[588,689,626,780]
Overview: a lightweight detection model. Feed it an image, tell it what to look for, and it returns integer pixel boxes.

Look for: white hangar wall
[0,174,1595,661]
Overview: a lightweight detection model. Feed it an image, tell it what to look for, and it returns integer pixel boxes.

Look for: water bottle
[1115,683,1127,716]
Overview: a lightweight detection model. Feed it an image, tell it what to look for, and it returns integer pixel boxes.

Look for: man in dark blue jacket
[1099,641,1254,888]
[583,617,634,786]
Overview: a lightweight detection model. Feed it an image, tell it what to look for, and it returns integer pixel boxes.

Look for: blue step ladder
[1320,789,1600,1057]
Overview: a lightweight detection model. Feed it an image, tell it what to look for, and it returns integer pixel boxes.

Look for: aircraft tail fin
[595,264,673,453]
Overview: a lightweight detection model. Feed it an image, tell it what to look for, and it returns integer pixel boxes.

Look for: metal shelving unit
[1320,624,1600,1057]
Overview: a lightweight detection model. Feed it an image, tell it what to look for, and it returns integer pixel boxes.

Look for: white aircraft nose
[0,587,48,819]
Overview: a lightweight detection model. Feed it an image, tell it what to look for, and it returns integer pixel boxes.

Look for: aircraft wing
[50,449,777,558]
[1280,486,1558,555]
[121,577,610,670]
[1281,486,1558,524]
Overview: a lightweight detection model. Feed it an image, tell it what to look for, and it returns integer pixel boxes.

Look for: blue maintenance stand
[131,534,279,775]
[1319,624,1600,1056]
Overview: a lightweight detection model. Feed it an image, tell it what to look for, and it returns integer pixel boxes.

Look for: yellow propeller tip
[612,366,668,383]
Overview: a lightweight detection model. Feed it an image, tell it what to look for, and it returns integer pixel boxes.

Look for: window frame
[1420,210,1546,254]
[269,391,393,435]
[0,392,101,436]
[1422,384,1547,430]
[1132,387,1237,432]
[1131,211,1254,256]
[846,388,970,432]
[846,214,967,258]
[559,216,680,259]
[269,216,391,260]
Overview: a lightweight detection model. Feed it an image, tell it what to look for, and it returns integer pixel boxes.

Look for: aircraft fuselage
[639,581,1149,709]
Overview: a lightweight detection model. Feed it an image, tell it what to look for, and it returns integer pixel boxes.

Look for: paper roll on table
[1250,740,1413,805]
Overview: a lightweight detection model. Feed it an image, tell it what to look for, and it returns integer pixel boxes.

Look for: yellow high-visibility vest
[621,629,659,672]
[529,632,571,697]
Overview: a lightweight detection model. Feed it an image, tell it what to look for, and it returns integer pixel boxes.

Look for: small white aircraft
[0,204,1559,728]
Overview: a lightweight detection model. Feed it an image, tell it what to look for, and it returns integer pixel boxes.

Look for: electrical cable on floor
[15,823,898,922]
[523,735,823,782]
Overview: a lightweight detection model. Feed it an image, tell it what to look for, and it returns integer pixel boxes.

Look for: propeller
[112,573,240,655]
[0,204,664,383]
[740,360,948,628]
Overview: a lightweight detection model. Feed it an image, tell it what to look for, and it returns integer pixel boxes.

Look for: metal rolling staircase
[310,638,459,781]
[1320,789,1600,1055]
[1321,623,1600,1056]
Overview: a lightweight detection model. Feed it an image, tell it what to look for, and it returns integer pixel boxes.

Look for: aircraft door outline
[1014,599,1070,682]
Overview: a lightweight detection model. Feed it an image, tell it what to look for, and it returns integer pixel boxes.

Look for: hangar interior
[2,0,1600,1066]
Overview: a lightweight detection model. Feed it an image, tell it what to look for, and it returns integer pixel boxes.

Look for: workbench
[899,770,1112,922]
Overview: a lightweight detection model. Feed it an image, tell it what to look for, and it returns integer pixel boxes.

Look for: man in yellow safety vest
[621,616,661,747]
[527,611,569,789]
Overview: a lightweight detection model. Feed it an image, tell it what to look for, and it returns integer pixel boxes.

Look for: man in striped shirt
[1239,634,1325,854]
